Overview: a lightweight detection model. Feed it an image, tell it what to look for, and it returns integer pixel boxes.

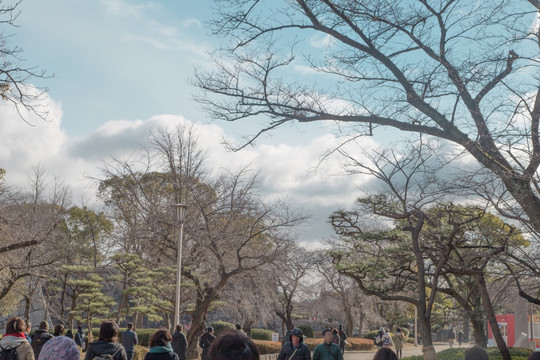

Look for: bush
[346,338,374,351]
[252,340,282,355]
[364,330,394,342]
[133,345,148,360]
[90,328,160,347]
[298,325,314,338]
[210,321,235,336]
[402,347,533,360]
[303,338,323,351]
[251,329,274,341]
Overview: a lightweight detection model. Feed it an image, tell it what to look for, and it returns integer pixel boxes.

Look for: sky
[1,0,489,244]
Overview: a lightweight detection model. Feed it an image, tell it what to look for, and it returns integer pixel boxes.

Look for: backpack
[374,334,381,345]
[0,344,21,360]
[93,347,121,360]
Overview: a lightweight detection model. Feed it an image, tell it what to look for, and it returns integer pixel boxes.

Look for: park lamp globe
[174,203,189,224]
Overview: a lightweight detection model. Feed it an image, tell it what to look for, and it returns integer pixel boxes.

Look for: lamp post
[173,203,188,327]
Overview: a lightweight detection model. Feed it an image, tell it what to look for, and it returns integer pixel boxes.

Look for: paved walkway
[343,344,452,360]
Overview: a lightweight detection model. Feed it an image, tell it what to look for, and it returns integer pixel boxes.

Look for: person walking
[122,323,139,360]
[53,324,65,337]
[31,321,54,359]
[372,348,398,360]
[208,329,259,360]
[312,329,343,360]
[171,325,187,360]
[337,325,347,355]
[393,328,405,359]
[457,330,464,347]
[74,326,86,351]
[332,328,340,346]
[65,329,74,339]
[382,329,394,348]
[0,316,34,360]
[143,329,179,360]
[199,327,216,360]
[375,327,385,348]
[39,336,80,360]
[277,328,311,360]
[448,329,455,348]
[84,321,127,360]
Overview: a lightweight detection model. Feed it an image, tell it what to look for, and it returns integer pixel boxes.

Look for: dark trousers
[126,351,135,360]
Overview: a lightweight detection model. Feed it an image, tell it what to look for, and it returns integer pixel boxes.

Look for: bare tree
[0,0,49,121]
[195,0,540,240]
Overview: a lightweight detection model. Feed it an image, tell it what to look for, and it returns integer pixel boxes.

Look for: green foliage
[210,321,235,335]
[252,340,281,355]
[298,325,314,338]
[251,329,274,341]
[91,328,159,347]
[402,347,532,360]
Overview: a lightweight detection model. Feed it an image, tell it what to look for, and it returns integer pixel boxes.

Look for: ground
[343,343,452,360]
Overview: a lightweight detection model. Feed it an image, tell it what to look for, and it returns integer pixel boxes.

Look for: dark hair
[175,324,183,332]
[373,347,398,360]
[209,330,259,360]
[6,317,25,334]
[529,352,540,360]
[322,329,332,336]
[98,321,119,342]
[207,327,214,333]
[150,329,172,348]
[396,328,401,332]
[127,322,133,330]
[236,324,242,330]
[39,321,49,330]
[465,346,489,360]
[54,324,65,336]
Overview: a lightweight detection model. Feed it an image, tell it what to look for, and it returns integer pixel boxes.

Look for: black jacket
[171,331,187,360]
[199,333,215,360]
[144,352,179,360]
[84,340,128,360]
[277,328,311,360]
[31,329,54,359]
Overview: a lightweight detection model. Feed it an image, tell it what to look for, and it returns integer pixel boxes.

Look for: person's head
[5,317,25,334]
[24,320,31,334]
[150,329,172,348]
[528,352,540,360]
[207,327,214,334]
[373,347,398,360]
[236,324,242,330]
[175,324,183,332]
[39,321,50,331]
[77,326,83,332]
[290,328,303,346]
[54,324,65,336]
[127,322,134,330]
[39,336,80,360]
[208,329,259,360]
[396,328,401,333]
[98,321,120,342]
[338,325,343,331]
[379,327,384,332]
[464,346,489,360]
[333,328,338,334]
[322,329,333,344]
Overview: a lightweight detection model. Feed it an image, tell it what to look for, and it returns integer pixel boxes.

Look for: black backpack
[0,344,21,360]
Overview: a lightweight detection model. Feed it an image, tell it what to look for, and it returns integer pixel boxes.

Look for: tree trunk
[186,296,214,360]
[463,314,470,343]
[24,296,31,320]
[476,272,511,360]
[470,308,487,347]
[418,305,436,360]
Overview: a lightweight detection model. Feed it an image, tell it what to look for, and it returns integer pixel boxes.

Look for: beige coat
[0,335,34,360]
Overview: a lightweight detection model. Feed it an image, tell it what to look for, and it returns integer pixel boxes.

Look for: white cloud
[309,34,336,49]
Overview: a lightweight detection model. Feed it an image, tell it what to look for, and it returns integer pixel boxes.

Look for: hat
[39,336,80,360]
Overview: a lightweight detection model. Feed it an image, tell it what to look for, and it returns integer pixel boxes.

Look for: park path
[344,344,452,360]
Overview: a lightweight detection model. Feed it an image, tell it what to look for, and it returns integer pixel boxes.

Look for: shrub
[252,340,281,355]
[303,338,323,351]
[364,330,394,342]
[90,328,160,347]
[402,347,533,360]
[133,345,148,360]
[251,329,274,341]
[346,338,375,351]
[298,325,314,338]
[210,321,235,336]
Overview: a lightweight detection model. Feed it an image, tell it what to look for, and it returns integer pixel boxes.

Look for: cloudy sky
[1,0,418,243]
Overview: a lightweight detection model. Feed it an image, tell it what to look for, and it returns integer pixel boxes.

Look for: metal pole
[173,204,187,327]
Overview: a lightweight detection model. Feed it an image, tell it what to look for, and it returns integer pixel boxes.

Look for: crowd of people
[2,316,540,360]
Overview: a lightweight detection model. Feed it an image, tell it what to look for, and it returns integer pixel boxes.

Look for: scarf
[3,333,26,338]
[149,342,173,353]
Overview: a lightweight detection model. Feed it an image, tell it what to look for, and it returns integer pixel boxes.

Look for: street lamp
[173,203,188,327]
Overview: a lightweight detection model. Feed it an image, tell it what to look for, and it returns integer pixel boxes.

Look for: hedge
[251,329,274,341]
[209,321,235,336]
[90,328,159,347]
[298,325,314,338]
[253,340,282,355]
[304,338,374,351]
[402,347,533,360]
[364,330,394,341]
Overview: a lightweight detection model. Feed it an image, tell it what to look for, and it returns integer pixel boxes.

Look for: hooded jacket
[171,331,187,360]
[143,343,179,360]
[277,328,311,360]
[84,340,127,360]
[198,332,215,360]
[30,329,53,359]
[0,335,34,360]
